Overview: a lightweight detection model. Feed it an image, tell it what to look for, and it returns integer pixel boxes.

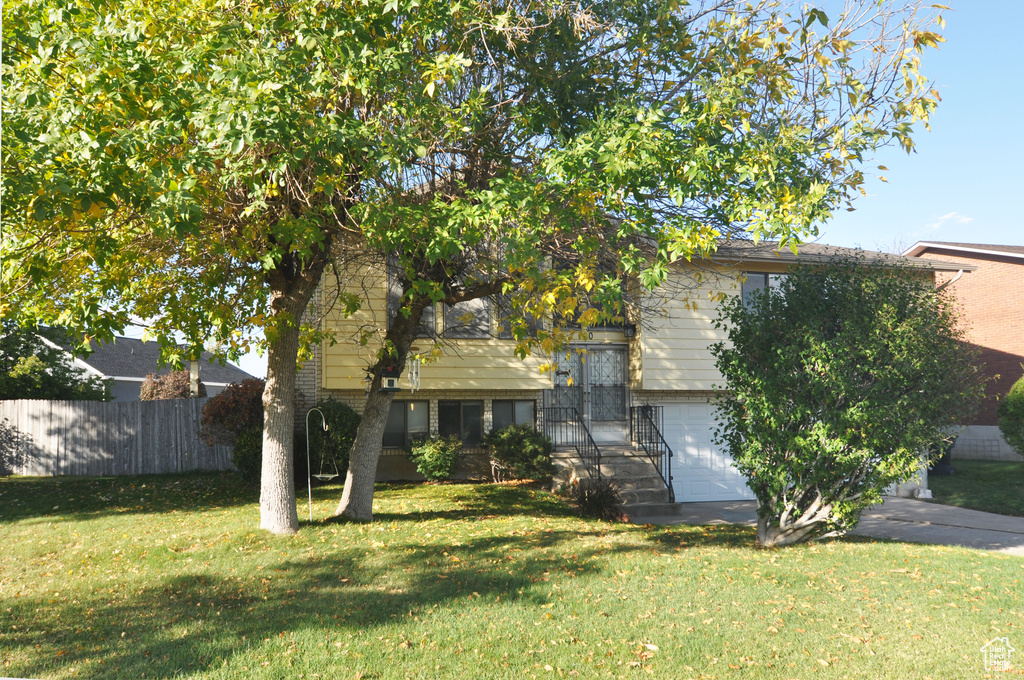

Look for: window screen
[496,295,541,340]
[438,400,484,446]
[492,400,536,431]
[383,400,429,448]
[741,272,786,306]
[444,298,489,338]
[386,257,435,338]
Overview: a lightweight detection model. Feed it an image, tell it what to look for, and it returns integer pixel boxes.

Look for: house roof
[62,336,254,385]
[710,240,976,272]
[902,241,1024,261]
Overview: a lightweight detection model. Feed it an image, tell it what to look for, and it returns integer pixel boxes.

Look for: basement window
[383,400,429,448]
[491,400,536,431]
[438,400,484,447]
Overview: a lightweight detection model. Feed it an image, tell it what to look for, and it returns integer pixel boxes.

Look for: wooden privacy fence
[0,398,234,477]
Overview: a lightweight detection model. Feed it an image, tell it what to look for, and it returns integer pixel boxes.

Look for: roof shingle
[66,336,254,384]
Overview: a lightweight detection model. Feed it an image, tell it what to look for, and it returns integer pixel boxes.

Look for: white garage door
[661,402,754,502]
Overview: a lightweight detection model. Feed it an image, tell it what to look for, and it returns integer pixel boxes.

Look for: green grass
[2,474,1022,680]
[928,460,1024,518]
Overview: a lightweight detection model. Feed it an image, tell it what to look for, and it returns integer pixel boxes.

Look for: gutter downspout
[935,269,964,293]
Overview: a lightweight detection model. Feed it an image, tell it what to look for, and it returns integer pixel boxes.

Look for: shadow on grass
[369,482,578,523]
[0,471,259,524]
[3,473,791,678]
[5,527,619,679]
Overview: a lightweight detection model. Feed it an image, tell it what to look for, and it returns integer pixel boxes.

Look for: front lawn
[2,473,1022,679]
[928,459,1024,517]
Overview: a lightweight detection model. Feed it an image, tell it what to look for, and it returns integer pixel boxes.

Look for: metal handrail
[630,405,674,502]
[542,406,602,480]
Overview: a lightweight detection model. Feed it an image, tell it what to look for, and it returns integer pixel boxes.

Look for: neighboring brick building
[905,241,1024,461]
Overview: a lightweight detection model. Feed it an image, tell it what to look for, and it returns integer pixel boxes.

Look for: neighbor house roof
[56,336,253,385]
[711,240,976,272]
[902,241,1024,261]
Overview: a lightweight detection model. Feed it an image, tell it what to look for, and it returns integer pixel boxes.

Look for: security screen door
[549,345,629,444]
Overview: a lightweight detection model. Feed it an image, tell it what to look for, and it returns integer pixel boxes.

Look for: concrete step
[552,453,661,473]
[553,446,650,459]
[555,461,663,481]
[551,448,672,506]
[624,502,686,519]
[599,461,661,476]
[603,474,666,491]
[619,488,671,505]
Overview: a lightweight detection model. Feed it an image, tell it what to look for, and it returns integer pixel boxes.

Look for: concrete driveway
[641,497,1024,556]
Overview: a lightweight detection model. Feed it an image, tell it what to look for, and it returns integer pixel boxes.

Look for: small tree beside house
[998,373,1024,456]
[712,260,983,547]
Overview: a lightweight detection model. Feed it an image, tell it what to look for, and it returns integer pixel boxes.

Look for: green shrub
[999,372,1024,455]
[306,398,360,479]
[484,425,555,481]
[139,371,207,400]
[409,435,464,481]
[567,477,625,522]
[231,426,263,485]
[711,259,983,547]
[201,378,265,446]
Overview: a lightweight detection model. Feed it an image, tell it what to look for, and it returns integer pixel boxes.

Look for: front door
[548,345,629,444]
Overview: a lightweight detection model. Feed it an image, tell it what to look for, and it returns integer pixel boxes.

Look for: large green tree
[331,0,949,520]
[711,260,983,548]
[3,0,944,531]
[0,322,112,401]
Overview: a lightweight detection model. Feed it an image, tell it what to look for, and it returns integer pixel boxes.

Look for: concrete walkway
[640,498,1024,556]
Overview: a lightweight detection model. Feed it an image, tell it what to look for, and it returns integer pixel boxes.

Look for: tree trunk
[756,517,819,548]
[260,320,301,534]
[334,386,395,521]
[259,250,330,535]
[334,296,426,521]
[755,496,835,547]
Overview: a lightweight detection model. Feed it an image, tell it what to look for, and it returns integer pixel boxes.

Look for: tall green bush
[231,426,264,485]
[306,398,360,479]
[484,425,555,481]
[712,260,983,547]
[999,373,1024,455]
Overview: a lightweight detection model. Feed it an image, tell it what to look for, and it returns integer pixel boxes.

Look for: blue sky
[818,1,1023,251]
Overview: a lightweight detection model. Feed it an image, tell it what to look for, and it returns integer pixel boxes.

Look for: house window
[443,298,490,338]
[387,258,435,338]
[496,295,542,340]
[438,400,484,446]
[741,272,787,307]
[383,400,429,448]
[492,400,535,431]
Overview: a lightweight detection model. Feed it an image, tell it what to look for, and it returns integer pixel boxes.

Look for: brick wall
[294,297,322,429]
[925,249,1024,426]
